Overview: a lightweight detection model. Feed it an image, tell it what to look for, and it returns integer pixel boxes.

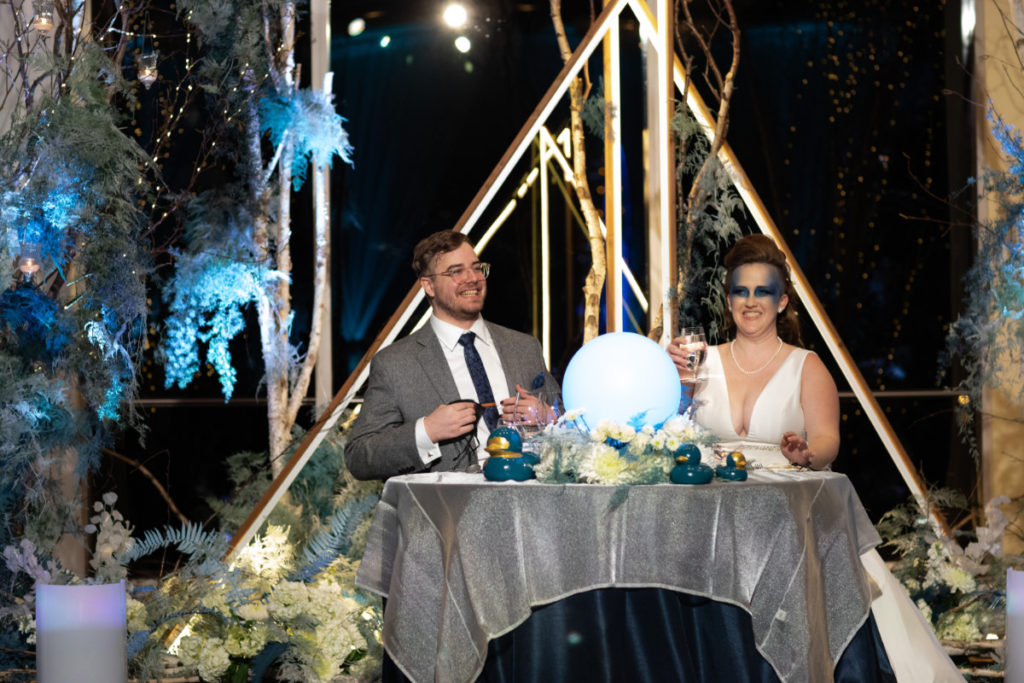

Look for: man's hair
[412,230,472,277]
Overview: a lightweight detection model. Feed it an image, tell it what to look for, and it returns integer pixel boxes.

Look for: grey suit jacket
[345,320,558,480]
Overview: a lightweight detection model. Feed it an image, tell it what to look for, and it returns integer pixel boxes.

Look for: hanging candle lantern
[137,51,158,89]
[31,0,55,32]
[17,242,42,281]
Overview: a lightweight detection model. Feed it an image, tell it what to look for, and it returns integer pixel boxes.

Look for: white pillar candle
[1008,568,1024,683]
[36,581,128,683]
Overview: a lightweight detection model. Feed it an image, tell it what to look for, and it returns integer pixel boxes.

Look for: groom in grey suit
[346,230,558,480]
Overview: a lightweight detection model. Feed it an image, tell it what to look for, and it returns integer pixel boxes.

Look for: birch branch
[551,0,606,343]
[284,198,327,428]
[675,0,740,305]
[262,130,289,186]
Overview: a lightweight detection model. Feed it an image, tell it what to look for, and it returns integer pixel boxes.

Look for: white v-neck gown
[693,345,810,468]
[693,345,962,681]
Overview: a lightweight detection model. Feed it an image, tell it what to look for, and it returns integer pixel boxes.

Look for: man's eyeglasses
[425,263,491,282]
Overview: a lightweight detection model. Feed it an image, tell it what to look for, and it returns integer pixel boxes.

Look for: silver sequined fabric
[354,470,881,683]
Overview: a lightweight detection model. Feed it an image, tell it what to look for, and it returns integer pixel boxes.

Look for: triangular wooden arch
[226,0,942,559]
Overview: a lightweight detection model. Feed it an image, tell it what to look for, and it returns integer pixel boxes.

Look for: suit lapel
[412,326,460,404]
[412,325,473,470]
[487,322,521,393]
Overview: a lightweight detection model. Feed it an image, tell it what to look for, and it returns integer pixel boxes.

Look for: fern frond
[292,496,378,581]
[121,523,227,564]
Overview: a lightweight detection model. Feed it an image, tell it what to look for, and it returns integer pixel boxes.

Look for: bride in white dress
[668,234,962,682]
[669,234,839,470]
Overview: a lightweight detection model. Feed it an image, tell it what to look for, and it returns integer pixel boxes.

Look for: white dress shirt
[414,315,511,465]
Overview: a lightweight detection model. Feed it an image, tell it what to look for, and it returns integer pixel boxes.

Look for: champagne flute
[678,326,708,375]
[676,326,707,415]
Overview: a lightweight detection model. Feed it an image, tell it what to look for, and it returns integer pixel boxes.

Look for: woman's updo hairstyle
[722,234,803,347]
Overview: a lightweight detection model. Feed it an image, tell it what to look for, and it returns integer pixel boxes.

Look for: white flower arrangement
[2,493,383,683]
[878,490,1023,651]
[530,410,716,486]
[154,520,381,683]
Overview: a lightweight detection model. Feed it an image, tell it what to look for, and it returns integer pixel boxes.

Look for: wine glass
[514,390,544,444]
[499,390,541,429]
[678,326,708,375]
[544,393,565,426]
[499,399,522,430]
[501,391,562,451]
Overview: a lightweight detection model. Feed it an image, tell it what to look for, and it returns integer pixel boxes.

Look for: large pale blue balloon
[562,332,681,429]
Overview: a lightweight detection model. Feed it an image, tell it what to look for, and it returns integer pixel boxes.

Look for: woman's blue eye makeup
[728,281,782,300]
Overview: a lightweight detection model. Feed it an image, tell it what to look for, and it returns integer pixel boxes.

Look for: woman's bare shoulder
[799,349,838,392]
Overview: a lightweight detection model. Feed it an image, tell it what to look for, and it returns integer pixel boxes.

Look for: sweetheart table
[354,470,888,683]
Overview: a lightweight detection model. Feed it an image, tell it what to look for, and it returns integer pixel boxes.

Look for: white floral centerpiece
[529,409,717,486]
[2,492,383,683]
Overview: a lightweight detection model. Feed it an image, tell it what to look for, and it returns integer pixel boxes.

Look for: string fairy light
[763,0,950,462]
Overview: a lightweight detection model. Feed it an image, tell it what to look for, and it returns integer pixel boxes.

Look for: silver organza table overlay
[354,470,882,683]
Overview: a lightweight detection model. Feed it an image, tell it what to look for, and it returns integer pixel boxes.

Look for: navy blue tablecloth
[383,587,895,683]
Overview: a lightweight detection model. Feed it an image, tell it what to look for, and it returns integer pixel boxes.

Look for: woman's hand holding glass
[668,326,707,382]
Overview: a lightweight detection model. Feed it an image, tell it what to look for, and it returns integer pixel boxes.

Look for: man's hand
[424,401,479,442]
[499,384,548,425]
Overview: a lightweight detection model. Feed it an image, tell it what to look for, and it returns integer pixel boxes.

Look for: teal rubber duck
[483,427,536,482]
[715,451,748,481]
[669,443,714,485]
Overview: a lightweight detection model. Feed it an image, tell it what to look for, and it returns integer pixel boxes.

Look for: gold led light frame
[226,0,941,559]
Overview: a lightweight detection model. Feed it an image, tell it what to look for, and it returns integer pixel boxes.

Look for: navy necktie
[458,332,498,431]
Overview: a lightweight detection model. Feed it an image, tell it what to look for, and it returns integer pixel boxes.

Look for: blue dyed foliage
[1,40,152,434]
[989,110,1024,180]
[1,40,151,561]
[945,108,1024,457]
[260,89,354,191]
[0,287,70,361]
[671,106,745,339]
[291,495,379,582]
[0,351,77,548]
[162,253,267,399]
[159,0,353,407]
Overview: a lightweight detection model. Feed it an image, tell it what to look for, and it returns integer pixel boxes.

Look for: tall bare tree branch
[674,0,741,309]
[550,0,606,343]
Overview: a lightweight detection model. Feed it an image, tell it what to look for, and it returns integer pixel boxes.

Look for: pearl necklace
[730,338,784,375]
